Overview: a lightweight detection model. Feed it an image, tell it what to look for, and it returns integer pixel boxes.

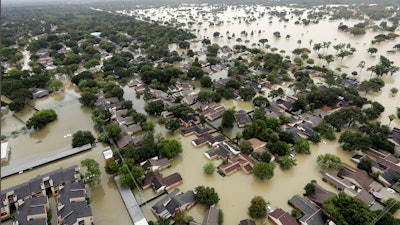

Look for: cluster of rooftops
[1,166,93,225]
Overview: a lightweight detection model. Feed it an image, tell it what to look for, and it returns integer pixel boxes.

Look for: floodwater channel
[1,4,400,225]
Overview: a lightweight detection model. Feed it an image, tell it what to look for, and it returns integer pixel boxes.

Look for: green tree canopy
[278,156,297,170]
[294,138,310,154]
[72,130,95,147]
[221,109,235,128]
[81,159,101,188]
[165,118,181,133]
[158,139,183,159]
[253,162,275,180]
[323,192,376,225]
[248,196,267,219]
[203,162,216,175]
[26,109,57,130]
[317,153,343,172]
[195,186,220,207]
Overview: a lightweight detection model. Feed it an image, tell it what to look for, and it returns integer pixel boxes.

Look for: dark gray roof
[290,195,318,216]
[381,169,400,186]
[151,189,196,219]
[290,195,326,225]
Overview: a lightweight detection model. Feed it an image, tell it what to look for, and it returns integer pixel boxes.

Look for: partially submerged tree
[81,159,101,188]
[72,130,95,147]
[195,186,220,207]
[248,196,267,219]
[317,153,343,172]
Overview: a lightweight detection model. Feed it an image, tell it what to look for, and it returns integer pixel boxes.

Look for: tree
[200,76,213,88]
[239,87,256,101]
[195,186,220,207]
[168,104,195,119]
[278,156,297,170]
[304,181,316,196]
[358,158,372,174]
[165,118,181,132]
[259,38,268,46]
[145,100,164,116]
[294,138,310,154]
[221,109,235,128]
[253,162,275,180]
[158,139,182,159]
[390,87,398,97]
[338,131,371,151]
[358,61,366,73]
[367,47,378,54]
[389,114,396,126]
[72,131,95,147]
[26,109,57,130]
[253,96,269,107]
[323,192,376,225]
[248,196,267,219]
[203,162,216,174]
[187,66,204,79]
[47,80,64,92]
[79,90,97,107]
[308,133,321,143]
[8,98,25,112]
[239,140,253,155]
[317,153,343,172]
[270,141,291,156]
[103,123,122,141]
[81,159,101,188]
[105,158,120,175]
[268,88,285,99]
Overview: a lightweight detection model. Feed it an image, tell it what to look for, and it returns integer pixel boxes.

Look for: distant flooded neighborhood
[1,1,400,225]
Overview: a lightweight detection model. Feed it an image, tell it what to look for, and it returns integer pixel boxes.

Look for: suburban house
[204,142,241,160]
[180,113,201,128]
[201,206,220,225]
[268,208,299,225]
[234,110,252,128]
[304,183,335,207]
[199,105,225,121]
[151,189,196,219]
[140,157,170,173]
[337,164,383,193]
[322,172,376,206]
[247,138,267,154]
[192,134,228,147]
[239,219,257,225]
[180,125,213,137]
[142,172,183,193]
[219,154,256,176]
[289,195,328,225]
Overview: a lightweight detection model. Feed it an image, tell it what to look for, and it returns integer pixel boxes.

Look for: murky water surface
[2,4,400,225]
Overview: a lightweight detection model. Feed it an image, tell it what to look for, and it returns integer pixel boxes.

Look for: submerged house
[151,189,196,219]
[142,172,183,193]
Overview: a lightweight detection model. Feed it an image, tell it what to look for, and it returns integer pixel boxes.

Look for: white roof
[103,148,113,160]
[1,142,10,161]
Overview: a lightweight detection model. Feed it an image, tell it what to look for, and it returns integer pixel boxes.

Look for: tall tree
[248,196,267,219]
[195,186,220,207]
[81,159,101,188]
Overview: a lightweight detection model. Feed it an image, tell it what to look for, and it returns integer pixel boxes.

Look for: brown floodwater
[1,4,399,225]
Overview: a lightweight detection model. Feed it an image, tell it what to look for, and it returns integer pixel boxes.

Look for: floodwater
[1,4,399,225]
[1,81,131,224]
